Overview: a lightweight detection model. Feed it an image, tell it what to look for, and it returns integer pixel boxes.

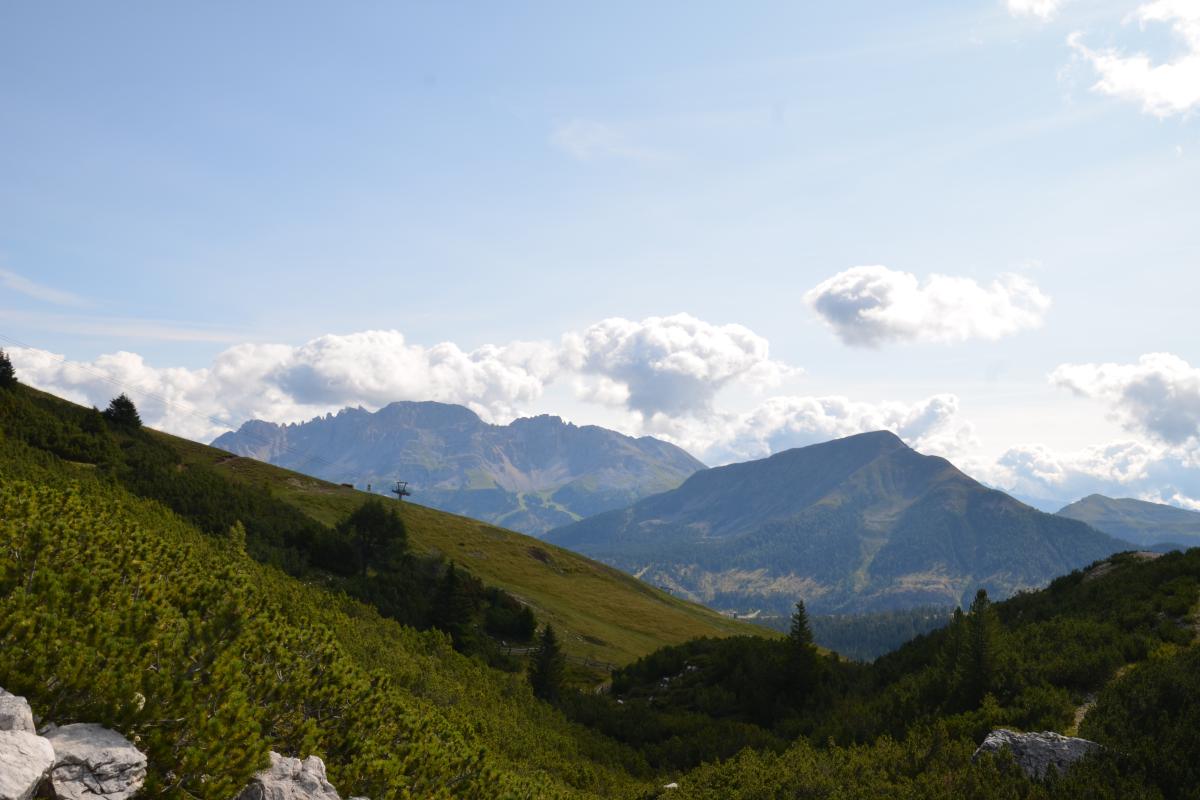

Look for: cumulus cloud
[1007,0,1068,20]
[1052,352,1200,446]
[8,331,560,442]
[562,313,796,417]
[636,392,975,466]
[1069,1,1200,117]
[991,439,1200,509]
[805,266,1051,347]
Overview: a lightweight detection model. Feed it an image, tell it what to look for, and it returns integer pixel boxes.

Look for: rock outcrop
[0,691,54,800]
[0,689,36,735]
[43,723,147,800]
[236,752,343,800]
[0,731,55,800]
[973,729,1102,779]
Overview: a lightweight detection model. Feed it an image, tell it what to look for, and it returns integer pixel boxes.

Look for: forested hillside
[1058,494,1200,549]
[0,422,647,797]
[564,549,1200,797]
[548,431,1129,615]
[4,368,1199,798]
[0,381,757,668]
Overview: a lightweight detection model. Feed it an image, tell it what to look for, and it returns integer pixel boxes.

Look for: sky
[2,0,1199,510]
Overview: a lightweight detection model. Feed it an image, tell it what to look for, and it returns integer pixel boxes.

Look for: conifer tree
[789,600,814,649]
[433,562,477,651]
[0,348,16,388]
[964,588,1001,707]
[102,393,142,429]
[528,624,566,703]
[340,498,407,574]
[787,599,821,707]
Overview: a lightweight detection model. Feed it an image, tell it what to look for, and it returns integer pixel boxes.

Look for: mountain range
[546,430,1131,615]
[211,401,705,536]
[1057,493,1200,549]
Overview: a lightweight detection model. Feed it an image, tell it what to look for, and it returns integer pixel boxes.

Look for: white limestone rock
[0,688,36,734]
[973,729,1102,780]
[43,723,147,800]
[236,753,342,800]
[0,730,56,800]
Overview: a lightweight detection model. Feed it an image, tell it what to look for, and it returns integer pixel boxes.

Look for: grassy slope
[162,430,767,667]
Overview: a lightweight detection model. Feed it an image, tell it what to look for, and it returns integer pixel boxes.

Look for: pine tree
[789,600,814,649]
[787,599,820,708]
[102,393,142,429]
[340,498,407,574]
[433,562,477,651]
[528,624,566,703]
[964,588,1001,707]
[0,348,16,389]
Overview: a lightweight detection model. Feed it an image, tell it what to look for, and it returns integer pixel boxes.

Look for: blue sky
[2,0,1199,509]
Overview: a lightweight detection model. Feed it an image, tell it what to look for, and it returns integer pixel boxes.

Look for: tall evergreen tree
[528,624,566,703]
[340,498,407,574]
[0,348,15,388]
[433,562,477,651]
[102,393,142,429]
[789,600,814,649]
[963,588,1001,707]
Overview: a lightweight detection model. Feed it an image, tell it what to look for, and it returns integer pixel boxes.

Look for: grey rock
[0,688,36,734]
[236,752,341,800]
[43,723,147,800]
[973,729,1102,779]
[0,730,55,800]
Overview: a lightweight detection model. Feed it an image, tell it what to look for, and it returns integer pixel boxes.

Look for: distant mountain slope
[1057,494,1200,549]
[212,401,705,536]
[546,431,1131,615]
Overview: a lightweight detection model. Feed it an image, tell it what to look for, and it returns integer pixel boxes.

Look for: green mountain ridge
[211,401,706,536]
[1057,494,1200,549]
[547,431,1132,614]
[3,374,1200,798]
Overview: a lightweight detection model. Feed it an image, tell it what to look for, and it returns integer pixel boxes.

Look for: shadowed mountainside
[1057,493,1200,549]
[547,431,1131,615]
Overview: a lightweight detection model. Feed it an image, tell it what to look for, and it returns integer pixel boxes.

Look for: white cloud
[1069,1,1200,117]
[986,351,1200,509]
[991,438,1200,509]
[687,392,976,465]
[1007,0,1068,20]
[1052,352,1200,445]
[562,313,796,417]
[550,119,666,163]
[8,331,560,442]
[0,268,90,308]
[805,265,1051,347]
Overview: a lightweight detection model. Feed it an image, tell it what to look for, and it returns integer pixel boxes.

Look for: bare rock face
[0,730,56,800]
[43,723,147,800]
[973,729,1102,780]
[236,752,342,800]
[0,688,36,734]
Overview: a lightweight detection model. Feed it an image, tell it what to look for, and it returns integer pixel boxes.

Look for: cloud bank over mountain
[992,353,1200,509]
[11,302,1200,510]
[6,311,967,467]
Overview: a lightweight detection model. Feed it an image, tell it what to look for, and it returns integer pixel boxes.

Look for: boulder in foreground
[235,752,343,800]
[43,723,147,800]
[0,730,55,800]
[973,729,1101,779]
